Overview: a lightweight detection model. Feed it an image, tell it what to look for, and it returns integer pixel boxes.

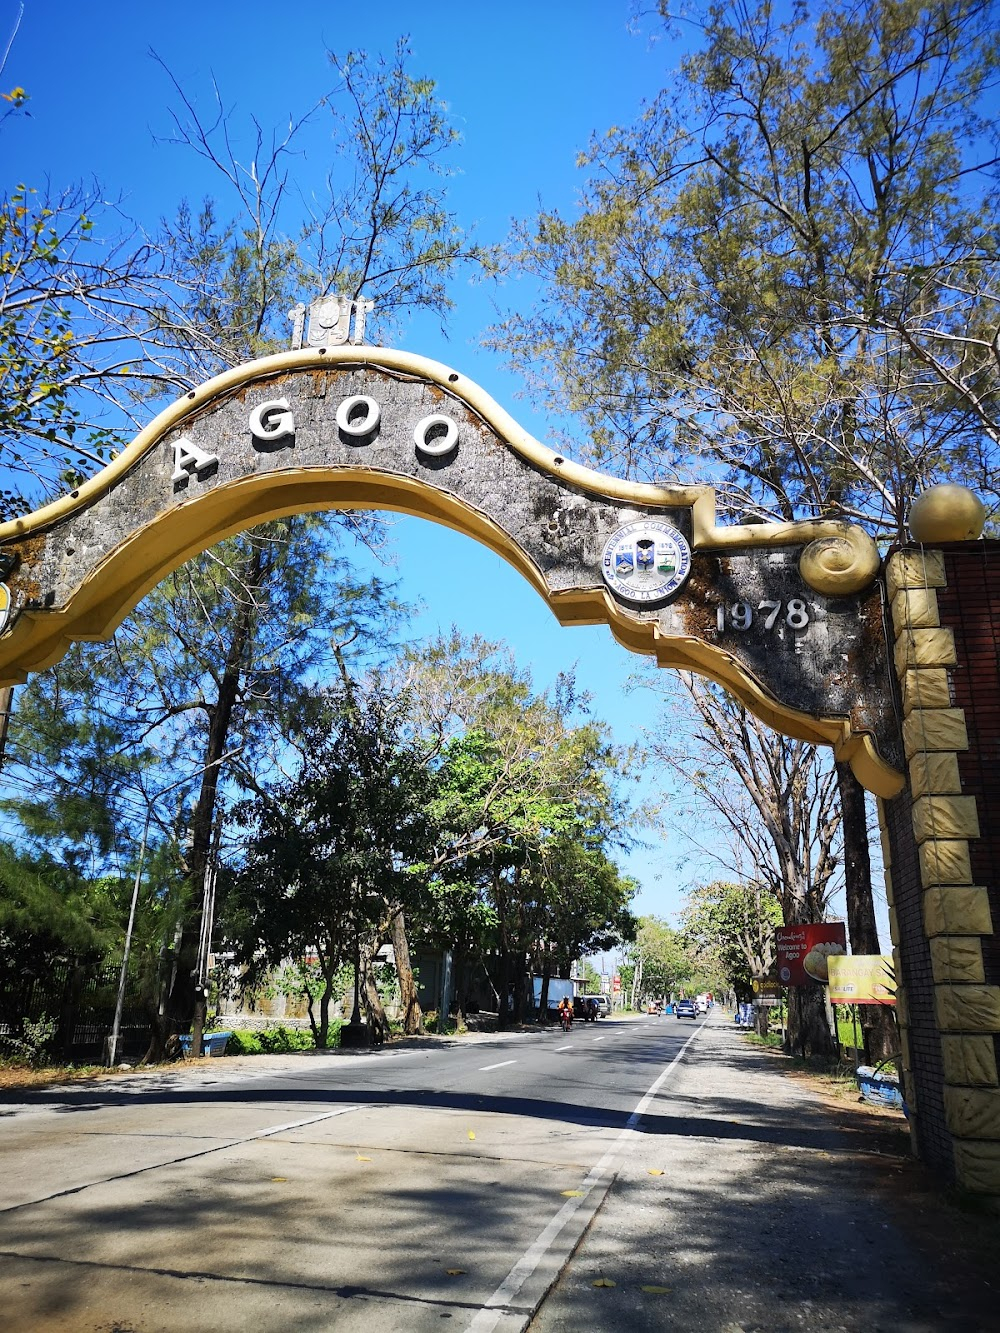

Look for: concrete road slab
[0,1099,620,1330]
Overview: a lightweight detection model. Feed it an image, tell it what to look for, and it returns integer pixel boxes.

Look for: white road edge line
[478,1059,517,1072]
[466,1023,705,1332]
[252,1106,362,1139]
[555,1044,572,1052]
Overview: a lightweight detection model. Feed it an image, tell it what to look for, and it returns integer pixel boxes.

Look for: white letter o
[414,413,459,458]
[336,395,381,439]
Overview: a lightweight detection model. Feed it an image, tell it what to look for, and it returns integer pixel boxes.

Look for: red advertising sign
[612,974,622,992]
[775,923,847,986]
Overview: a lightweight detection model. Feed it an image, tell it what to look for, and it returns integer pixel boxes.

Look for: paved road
[0,1014,993,1331]
[0,1013,700,1331]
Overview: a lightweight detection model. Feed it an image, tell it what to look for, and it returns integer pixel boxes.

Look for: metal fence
[0,958,149,1063]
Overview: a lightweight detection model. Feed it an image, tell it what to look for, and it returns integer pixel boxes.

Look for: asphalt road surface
[0,1013,993,1331]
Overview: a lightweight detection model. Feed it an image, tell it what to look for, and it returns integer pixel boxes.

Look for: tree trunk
[496,948,516,1030]
[452,947,466,1027]
[318,975,332,1048]
[391,908,424,1035]
[58,962,85,1061]
[835,761,897,1063]
[511,947,529,1024]
[0,685,14,770]
[162,544,264,1049]
[631,952,643,1012]
[787,984,836,1060]
[361,944,390,1039]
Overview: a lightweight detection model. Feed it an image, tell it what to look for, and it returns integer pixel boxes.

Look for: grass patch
[742,1031,784,1049]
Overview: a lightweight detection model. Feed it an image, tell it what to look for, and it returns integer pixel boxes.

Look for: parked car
[591,994,612,1017]
[674,998,698,1019]
[574,996,599,1022]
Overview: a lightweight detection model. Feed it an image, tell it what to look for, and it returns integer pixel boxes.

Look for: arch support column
[882,545,1000,1196]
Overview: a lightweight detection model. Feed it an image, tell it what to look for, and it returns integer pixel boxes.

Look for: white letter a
[171,437,219,483]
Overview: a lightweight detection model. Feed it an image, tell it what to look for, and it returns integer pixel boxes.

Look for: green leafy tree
[0,841,122,1060]
[621,916,697,1008]
[680,879,784,1014]
[225,671,434,1047]
[528,835,637,989]
[494,0,1000,529]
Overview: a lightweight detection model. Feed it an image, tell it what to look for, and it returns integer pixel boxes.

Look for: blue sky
[0,2,720,927]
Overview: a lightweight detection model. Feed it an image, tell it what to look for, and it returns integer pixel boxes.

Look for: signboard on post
[775,923,847,987]
[752,978,783,1005]
[827,955,896,1006]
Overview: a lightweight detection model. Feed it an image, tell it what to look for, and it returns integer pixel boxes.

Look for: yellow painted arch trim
[0,451,902,796]
[0,347,881,597]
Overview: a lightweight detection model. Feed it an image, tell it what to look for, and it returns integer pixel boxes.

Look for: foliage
[225,666,435,1045]
[225,1025,318,1055]
[419,664,639,1025]
[2,43,476,517]
[622,915,697,1001]
[0,841,120,976]
[680,879,784,999]
[258,1024,315,1054]
[0,1013,58,1066]
[493,0,1000,533]
[225,1029,262,1055]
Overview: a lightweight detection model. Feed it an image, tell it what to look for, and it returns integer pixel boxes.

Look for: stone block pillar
[882,544,1000,1195]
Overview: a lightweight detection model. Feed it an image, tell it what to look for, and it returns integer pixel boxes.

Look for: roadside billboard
[775,923,847,986]
[827,954,896,1006]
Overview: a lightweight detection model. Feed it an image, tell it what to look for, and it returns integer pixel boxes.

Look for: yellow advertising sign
[827,955,896,1006]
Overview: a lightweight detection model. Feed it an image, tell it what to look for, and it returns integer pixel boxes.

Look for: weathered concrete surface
[0,363,901,772]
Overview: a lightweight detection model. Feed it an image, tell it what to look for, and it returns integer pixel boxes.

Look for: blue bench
[179,1031,232,1058]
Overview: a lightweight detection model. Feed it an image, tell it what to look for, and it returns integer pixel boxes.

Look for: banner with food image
[775,923,847,986]
[827,954,896,1005]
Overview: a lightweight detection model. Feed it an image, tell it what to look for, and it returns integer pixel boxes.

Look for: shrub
[0,1014,58,1066]
[226,1030,262,1055]
[257,1024,314,1053]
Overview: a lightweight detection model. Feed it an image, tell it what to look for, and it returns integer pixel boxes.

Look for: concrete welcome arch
[6,341,1000,1198]
[0,345,901,795]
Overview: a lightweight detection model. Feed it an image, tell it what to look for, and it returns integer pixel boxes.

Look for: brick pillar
[882,546,1000,1195]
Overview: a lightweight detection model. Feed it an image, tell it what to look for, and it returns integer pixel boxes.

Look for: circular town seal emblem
[600,520,692,604]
